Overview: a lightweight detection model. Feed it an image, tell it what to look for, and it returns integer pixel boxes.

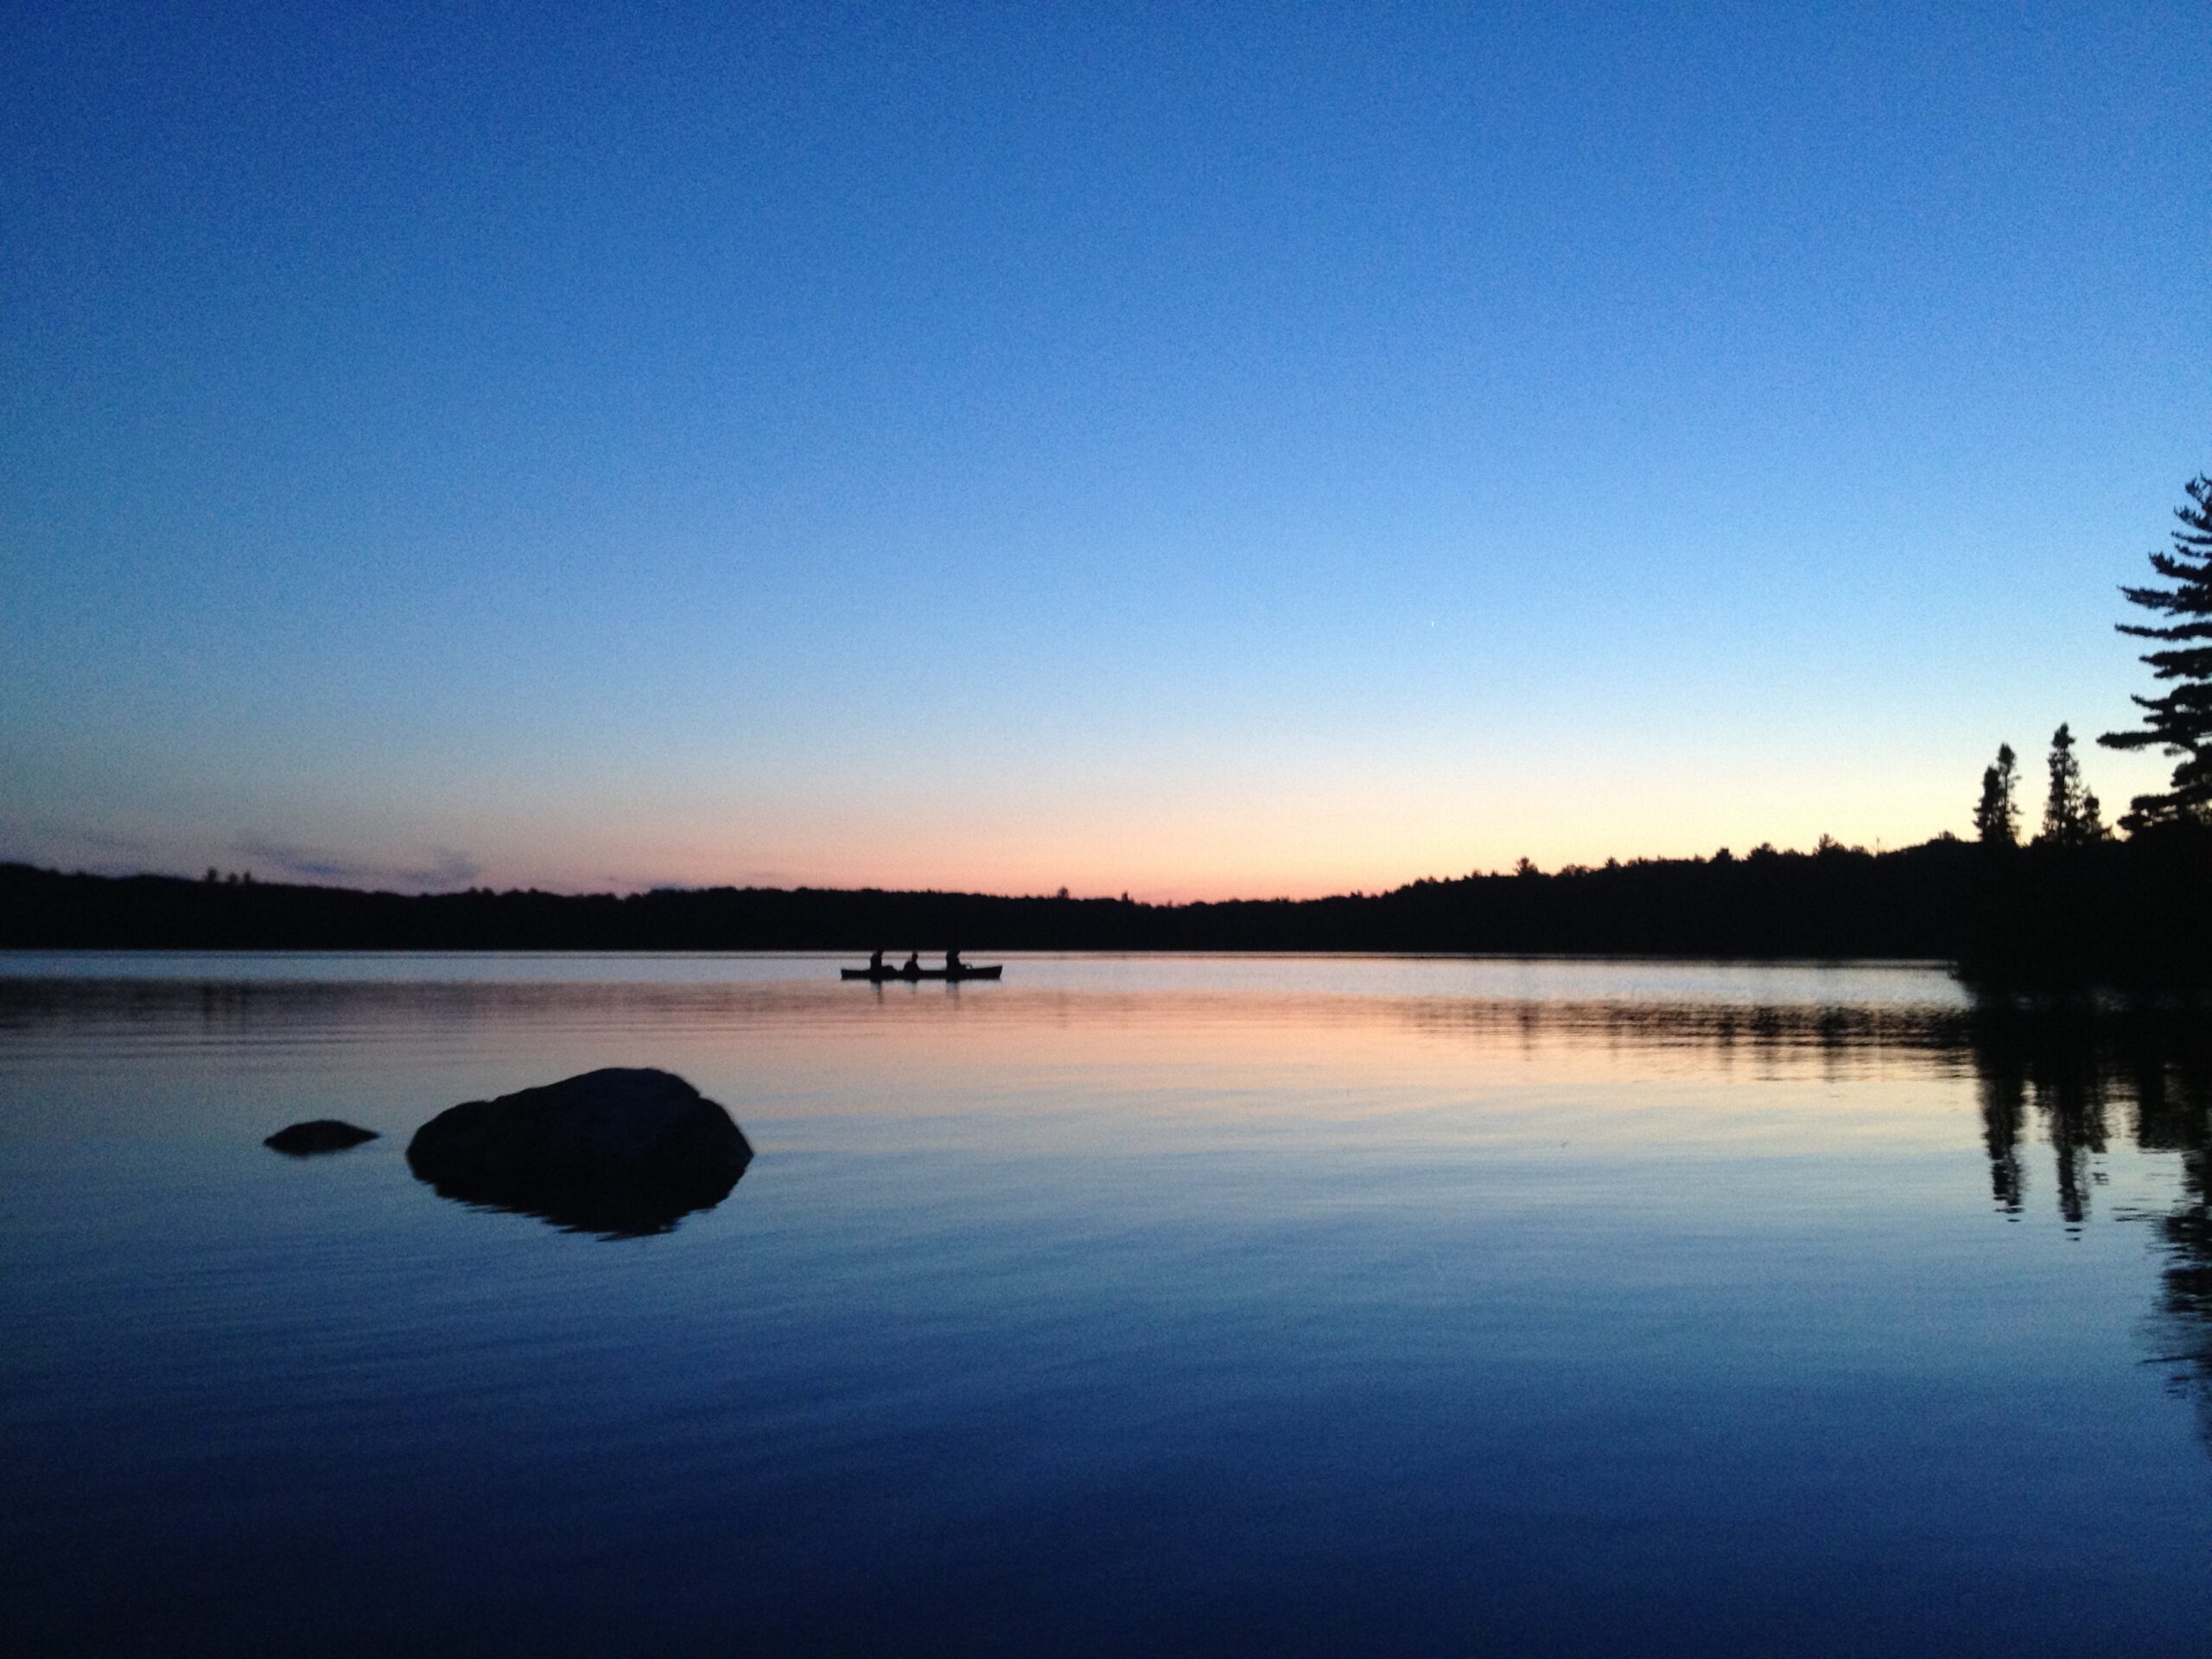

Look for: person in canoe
[901,950,920,977]
[946,948,964,973]
[868,949,885,975]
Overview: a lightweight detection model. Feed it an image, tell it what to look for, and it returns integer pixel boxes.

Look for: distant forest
[5,821,2209,984]
[9,471,2211,983]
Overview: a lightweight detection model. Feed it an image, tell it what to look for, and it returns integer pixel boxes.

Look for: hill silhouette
[8,826,2209,983]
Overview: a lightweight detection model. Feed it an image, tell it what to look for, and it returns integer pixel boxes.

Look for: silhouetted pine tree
[2101,473,2212,829]
[2041,723,2092,844]
[1974,743,2018,846]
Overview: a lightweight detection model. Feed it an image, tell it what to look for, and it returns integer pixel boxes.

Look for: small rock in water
[264,1120,380,1155]
[405,1067,752,1237]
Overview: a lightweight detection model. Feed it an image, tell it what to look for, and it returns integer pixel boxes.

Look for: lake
[3,953,2208,1656]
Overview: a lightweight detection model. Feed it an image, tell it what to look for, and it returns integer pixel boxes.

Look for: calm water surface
[3,953,2208,1656]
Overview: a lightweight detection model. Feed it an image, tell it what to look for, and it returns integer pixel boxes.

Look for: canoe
[841,965,1003,982]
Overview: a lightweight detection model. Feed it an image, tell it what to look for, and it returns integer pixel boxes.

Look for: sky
[3,2,2207,899]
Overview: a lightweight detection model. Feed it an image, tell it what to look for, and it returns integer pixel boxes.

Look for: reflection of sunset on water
[7,955,2212,1654]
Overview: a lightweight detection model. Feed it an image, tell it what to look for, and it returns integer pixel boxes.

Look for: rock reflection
[410,1161,745,1240]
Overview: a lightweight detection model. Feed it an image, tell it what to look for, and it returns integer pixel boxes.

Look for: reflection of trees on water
[2074,1008,2212,1442]
[1392,995,1974,1070]
[1966,1003,2117,1228]
[1955,1001,2211,1442]
[1397,990,2212,1444]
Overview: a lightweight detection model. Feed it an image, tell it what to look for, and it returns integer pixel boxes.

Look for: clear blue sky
[3,2,2205,897]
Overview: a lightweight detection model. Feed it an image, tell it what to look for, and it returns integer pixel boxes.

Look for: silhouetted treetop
[1975,743,2019,847]
[2039,724,2106,846]
[2101,471,2212,829]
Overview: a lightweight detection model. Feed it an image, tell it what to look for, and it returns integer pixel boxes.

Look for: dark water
[3,953,2209,1656]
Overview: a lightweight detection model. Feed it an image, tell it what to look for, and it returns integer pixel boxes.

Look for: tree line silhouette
[6,827,2206,980]
[6,470,2209,981]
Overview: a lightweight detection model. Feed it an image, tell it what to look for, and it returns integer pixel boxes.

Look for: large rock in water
[406,1068,752,1237]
